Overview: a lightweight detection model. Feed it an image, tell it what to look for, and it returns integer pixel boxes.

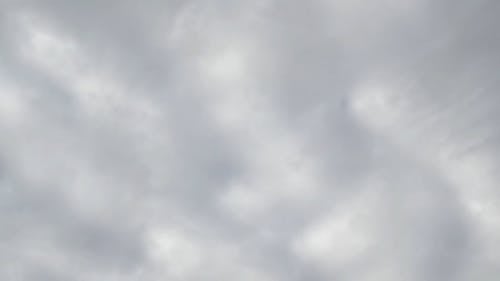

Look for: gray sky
[1,1,500,280]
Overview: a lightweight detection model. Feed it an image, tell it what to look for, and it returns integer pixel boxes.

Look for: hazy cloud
[1,1,500,280]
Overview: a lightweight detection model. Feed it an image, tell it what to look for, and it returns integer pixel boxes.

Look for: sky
[1,0,500,280]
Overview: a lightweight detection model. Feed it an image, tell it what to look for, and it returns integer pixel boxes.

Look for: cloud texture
[1,0,500,280]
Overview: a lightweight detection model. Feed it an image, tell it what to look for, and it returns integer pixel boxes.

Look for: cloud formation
[1,1,500,280]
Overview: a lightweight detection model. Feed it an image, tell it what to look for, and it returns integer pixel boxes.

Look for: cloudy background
[1,0,500,280]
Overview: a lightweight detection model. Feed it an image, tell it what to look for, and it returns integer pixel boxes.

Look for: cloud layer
[1,1,500,280]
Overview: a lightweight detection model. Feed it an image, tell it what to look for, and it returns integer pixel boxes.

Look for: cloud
[1,0,500,280]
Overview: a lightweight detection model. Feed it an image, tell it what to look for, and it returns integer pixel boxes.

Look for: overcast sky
[1,1,500,280]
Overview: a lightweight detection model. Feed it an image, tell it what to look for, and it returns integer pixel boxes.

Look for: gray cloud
[1,1,500,280]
